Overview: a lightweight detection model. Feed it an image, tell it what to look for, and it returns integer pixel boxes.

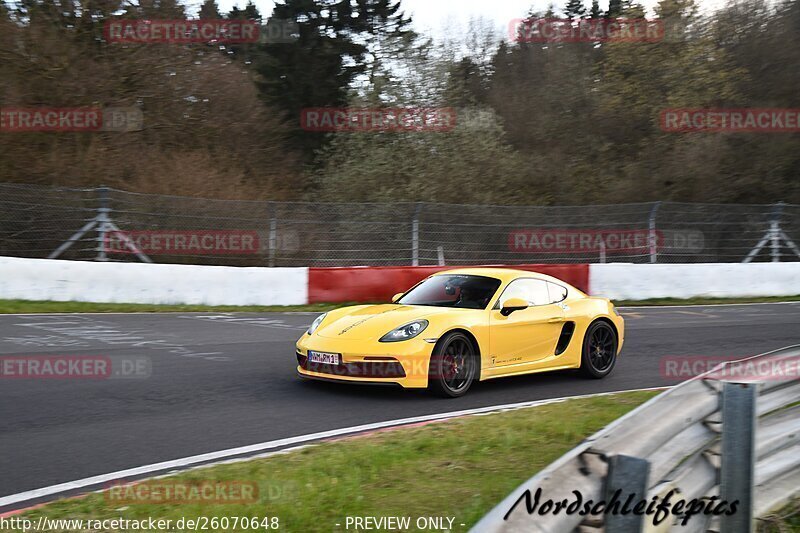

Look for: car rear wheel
[580,321,618,378]
[428,332,477,398]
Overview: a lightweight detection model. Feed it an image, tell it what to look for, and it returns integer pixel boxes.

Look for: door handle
[547,317,564,323]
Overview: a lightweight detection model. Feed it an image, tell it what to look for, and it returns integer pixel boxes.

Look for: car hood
[315,304,452,340]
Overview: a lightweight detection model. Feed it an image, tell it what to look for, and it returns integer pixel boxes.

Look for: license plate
[307,351,340,365]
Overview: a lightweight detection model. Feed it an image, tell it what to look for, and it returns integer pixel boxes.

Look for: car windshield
[397,275,502,309]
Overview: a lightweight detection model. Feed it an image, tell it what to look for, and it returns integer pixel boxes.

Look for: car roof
[431,267,564,284]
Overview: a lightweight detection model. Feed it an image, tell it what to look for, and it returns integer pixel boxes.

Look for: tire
[580,321,618,379]
[428,332,478,398]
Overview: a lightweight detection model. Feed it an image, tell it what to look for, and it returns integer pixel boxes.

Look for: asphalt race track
[1,303,799,510]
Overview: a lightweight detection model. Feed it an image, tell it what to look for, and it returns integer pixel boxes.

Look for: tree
[589,0,601,18]
[224,1,262,62]
[312,33,545,205]
[564,0,586,20]
[243,0,260,20]
[0,0,302,197]
[313,110,544,204]
[606,0,622,18]
[254,0,414,161]
[591,0,746,200]
[134,0,185,18]
[199,0,221,19]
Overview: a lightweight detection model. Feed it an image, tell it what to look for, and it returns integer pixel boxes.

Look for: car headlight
[307,313,327,335]
[379,320,429,343]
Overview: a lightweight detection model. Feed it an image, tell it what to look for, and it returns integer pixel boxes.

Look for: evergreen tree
[224,2,262,62]
[446,57,489,107]
[241,1,261,22]
[199,0,221,19]
[134,0,185,18]
[606,0,622,17]
[255,0,413,161]
[589,0,601,18]
[621,0,646,17]
[564,0,586,20]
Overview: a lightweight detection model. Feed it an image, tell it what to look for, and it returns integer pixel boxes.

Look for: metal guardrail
[471,346,800,532]
[0,182,799,266]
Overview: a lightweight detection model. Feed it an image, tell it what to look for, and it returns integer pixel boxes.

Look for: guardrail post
[604,454,650,533]
[412,203,421,266]
[720,381,757,533]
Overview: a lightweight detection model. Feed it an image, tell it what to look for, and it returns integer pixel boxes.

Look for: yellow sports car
[296,268,624,397]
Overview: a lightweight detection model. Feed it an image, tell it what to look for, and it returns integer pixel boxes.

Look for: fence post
[648,202,661,264]
[719,381,757,533]
[604,454,650,533]
[770,202,785,263]
[743,202,789,263]
[268,201,277,268]
[412,203,421,267]
[95,186,110,262]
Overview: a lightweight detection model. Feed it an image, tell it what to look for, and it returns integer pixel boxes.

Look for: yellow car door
[488,278,566,371]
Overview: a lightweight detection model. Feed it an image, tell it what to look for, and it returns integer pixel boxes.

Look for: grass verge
[614,295,800,306]
[1,295,799,314]
[0,300,346,314]
[5,391,658,532]
[757,499,800,532]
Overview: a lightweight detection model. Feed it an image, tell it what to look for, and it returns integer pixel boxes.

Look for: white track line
[0,387,665,509]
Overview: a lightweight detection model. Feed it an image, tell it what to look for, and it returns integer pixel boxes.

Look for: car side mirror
[501,298,529,316]
[391,292,404,303]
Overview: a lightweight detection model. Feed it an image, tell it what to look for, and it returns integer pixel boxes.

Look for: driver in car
[455,283,490,309]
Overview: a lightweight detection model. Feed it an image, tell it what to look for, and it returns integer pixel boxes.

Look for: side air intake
[555,321,576,355]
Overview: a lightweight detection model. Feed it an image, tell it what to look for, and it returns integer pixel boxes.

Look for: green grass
[0,299,350,314]
[614,295,800,306]
[758,499,800,532]
[1,295,799,314]
[5,391,657,533]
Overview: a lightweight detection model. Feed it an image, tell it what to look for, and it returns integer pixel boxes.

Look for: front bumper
[295,334,433,388]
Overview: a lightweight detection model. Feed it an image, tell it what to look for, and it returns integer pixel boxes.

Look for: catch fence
[0,183,798,267]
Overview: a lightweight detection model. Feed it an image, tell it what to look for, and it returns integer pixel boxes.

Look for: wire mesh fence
[0,182,798,267]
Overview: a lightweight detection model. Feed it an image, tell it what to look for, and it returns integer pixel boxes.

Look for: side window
[547,282,568,303]
[498,278,550,307]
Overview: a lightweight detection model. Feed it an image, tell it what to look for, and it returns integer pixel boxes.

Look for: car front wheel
[428,332,477,398]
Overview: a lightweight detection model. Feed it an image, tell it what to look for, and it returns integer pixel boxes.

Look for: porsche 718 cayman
[296,268,624,397]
